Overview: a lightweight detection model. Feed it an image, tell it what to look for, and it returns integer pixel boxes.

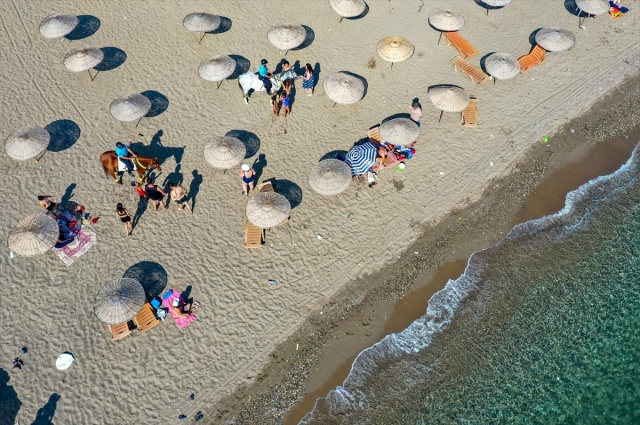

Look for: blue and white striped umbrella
[345,142,377,175]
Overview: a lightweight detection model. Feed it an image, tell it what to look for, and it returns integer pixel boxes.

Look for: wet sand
[221,72,640,425]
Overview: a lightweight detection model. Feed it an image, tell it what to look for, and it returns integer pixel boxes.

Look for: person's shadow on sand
[0,368,21,424]
[189,170,203,212]
[131,130,185,166]
[163,164,184,189]
[132,194,148,229]
[252,154,267,182]
[32,393,60,425]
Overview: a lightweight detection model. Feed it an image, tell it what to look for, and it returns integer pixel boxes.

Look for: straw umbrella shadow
[44,119,80,152]
[528,29,544,50]
[275,179,303,209]
[479,52,495,73]
[227,55,251,79]
[93,47,127,73]
[207,16,232,34]
[64,15,100,40]
[189,169,203,212]
[382,112,411,122]
[320,149,348,161]
[225,130,260,158]
[564,0,582,16]
[291,25,315,51]
[252,153,268,182]
[123,261,168,299]
[346,3,369,21]
[474,0,509,14]
[0,369,21,424]
[140,90,169,118]
[32,393,60,425]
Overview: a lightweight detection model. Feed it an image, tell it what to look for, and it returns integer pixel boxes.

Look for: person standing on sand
[116,203,133,236]
[281,89,291,117]
[144,177,167,211]
[240,163,256,196]
[410,99,423,126]
[302,63,315,96]
[168,182,192,213]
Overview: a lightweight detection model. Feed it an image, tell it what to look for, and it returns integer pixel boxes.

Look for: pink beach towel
[55,229,96,266]
[162,289,196,329]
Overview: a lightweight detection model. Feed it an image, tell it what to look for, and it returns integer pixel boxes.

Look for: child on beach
[271,91,281,116]
[116,203,133,235]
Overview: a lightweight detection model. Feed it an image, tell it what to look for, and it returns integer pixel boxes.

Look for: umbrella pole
[284,49,289,57]
[390,62,394,71]
[199,32,206,43]
[135,117,143,128]
[438,111,444,123]
[35,150,47,164]
[486,7,489,16]
[216,80,223,89]
[438,32,443,45]
[333,102,337,107]
[339,16,344,23]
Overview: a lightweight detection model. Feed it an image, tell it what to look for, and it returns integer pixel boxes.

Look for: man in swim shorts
[168,182,192,213]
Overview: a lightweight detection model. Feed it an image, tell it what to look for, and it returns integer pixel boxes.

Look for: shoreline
[216,71,640,425]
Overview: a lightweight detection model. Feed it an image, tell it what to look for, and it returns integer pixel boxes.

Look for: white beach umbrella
[63,47,104,81]
[379,118,420,146]
[198,55,236,88]
[429,10,465,44]
[268,24,306,55]
[109,93,152,128]
[535,28,576,52]
[376,36,414,69]
[246,192,291,228]
[484,52,520,83]
[308,159,352,196]
[575,0,610,27]
[323,72,365,105]
[428,85,470,122]
[482,0,512,15]
[94,278,146,325]
[203,136,246,169]
[7,213,59,257]
[329,0,367,22]
[39,13,78,39]
[5,126,50,162]
[183,13,221,41]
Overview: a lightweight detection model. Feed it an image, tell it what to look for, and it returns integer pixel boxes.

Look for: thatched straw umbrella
[246,192,291,228]
[5,126,50,162]
[323,72,365,106]
[428,85,470,122]
[198,55,236,88]
[63,47,104,81]
[308,159,352,196]
[94,278,146,325]
[379,118,420,146]
[183,13,221,42]
[575,0,610,27]
[482,0,512,15]
[484,53,520,84]
[203,136,246,169]
[7,213,59,257]
[109,93,152,128]
[429,9,465,44]
[376,36,414,70]
[535,28,576,52]
[39,13,78,39]
[268,24,306,55]
[329,0,367,23]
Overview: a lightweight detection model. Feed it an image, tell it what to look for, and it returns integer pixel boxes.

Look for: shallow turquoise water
[301,147,640,425]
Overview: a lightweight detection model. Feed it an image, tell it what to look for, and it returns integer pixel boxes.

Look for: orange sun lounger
[518,45,547,73]
[450,56,489,85]
[443,31,479,58]
[461,96,479,128]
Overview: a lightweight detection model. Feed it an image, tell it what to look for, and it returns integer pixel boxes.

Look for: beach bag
[156,308,168,320]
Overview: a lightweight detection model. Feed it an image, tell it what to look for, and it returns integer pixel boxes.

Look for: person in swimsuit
[240,163,256,196]
[168,182,192,213]
[38,195,56,212]
[281,90,291,117]
[144,177,167,211]
[171,298,200,319]
[116,203,133,235]
[302,63,315,96]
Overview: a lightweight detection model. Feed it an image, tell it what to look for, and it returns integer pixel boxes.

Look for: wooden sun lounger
[257,181,274,193]
[518,45,546,73]
[450,56,489,85]
[444,31,478,58]
[367,127,383,144]
[245,222,265,248]
[461,96,479,128]
[134,302,160,333]
[109,322,131,341]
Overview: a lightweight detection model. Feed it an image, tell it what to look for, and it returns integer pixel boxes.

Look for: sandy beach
[1,1,639,424]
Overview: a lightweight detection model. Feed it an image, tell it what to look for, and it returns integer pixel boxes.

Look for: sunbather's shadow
[45,119,81,152]
[313,62,321,90]
[162,164,183,188]
[123,261,168,298]
[181,285,193,304]
[275,179,303,209]
[140,90,169,118]
[228,55,250,79]
[64,15,100,40]
[60,183,76,207]
[292,25,315,51]
[252,153,267,182]
[320,150,348,162]
[0,369,21,425]
[131,129,185,165]
[32,393,60,425]
[189,169,203,211]
[225,130,260,158]
[93,47,127,72]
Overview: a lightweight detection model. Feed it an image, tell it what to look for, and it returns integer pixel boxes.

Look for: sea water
[300,143,640,425]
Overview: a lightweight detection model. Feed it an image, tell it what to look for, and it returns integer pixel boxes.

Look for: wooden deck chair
[134,302,160,333]
[518,45,547,73]
[367,126,383,144]
[245,221,265,248]
[257,181,274,193]
[109,322,131,341]
[450,56,489,85]
[461,96,479,128]
[444,31,479,58]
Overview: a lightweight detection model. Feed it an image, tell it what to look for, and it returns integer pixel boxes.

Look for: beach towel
[55,229,96,266]
[161,289,196,329]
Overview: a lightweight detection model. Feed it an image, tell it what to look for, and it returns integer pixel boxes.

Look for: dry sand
[1,1,639,424]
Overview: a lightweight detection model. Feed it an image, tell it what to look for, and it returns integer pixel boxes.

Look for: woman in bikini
[38,195,56,212]
[240,163,256,196]
[116,203,133,236]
